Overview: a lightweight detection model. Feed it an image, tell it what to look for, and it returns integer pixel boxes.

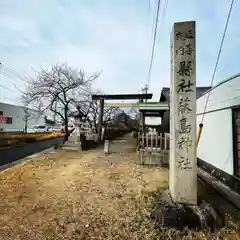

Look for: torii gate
[92,93,152,142]
[91,93,169,142]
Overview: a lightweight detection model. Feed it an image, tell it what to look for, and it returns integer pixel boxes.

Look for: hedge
[0,132,65,148]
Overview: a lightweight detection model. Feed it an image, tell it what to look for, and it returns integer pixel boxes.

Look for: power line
[0,83,19,94]
[0,64,27,101]
[157,0,168,44]
[148,0,151,16]
[200,0,235,123]
[2,63,31,83]
[147,0,161,89]
[0,62,31,84]
[150,0,157,35]
[0,72,25,94]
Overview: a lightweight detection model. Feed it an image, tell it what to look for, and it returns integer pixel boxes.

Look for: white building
[197,73,240,178]
[0,102,45,131]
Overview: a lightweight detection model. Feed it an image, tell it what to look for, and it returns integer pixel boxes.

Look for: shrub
[0,132,65,147]
[37,132,65,141]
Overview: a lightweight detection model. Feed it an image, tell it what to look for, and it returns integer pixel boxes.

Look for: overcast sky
[0,0,239,105]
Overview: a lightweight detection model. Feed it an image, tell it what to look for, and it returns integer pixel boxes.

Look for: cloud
[0,0,239,106]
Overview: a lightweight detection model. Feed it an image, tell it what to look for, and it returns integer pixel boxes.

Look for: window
[6,117,12,124]
[0,111,3,116]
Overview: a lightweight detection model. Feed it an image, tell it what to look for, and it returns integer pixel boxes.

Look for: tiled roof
[160,87,170,102]
[159,86,212,102]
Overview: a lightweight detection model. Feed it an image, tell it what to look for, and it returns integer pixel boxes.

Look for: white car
[28,125,52,133]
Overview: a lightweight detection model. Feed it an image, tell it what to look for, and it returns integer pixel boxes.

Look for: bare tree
[22,103,44,133]
[80,90,121,132]
[23,107,30,133]
[22,63,100,141]
[103,107,121,128]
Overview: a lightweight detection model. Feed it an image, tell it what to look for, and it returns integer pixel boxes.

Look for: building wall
[0,102,45,131]
[197,74,240,175]
[197,109,233,174]
[161,110,170,133]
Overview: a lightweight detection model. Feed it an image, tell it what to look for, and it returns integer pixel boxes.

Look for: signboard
[104,102,169,110]
[0,115,7,123]
[104,102,138,108]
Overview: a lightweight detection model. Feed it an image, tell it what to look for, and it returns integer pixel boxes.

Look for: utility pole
[140,84,148,103]
[144,84,148,103]
[23,106,30,133]
[139,85,148,136]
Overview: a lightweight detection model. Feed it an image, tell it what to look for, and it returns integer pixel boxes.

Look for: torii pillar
[97,98,104,142]
[169,21,197,205]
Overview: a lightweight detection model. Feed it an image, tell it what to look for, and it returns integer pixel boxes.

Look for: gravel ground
[0,136,239,239]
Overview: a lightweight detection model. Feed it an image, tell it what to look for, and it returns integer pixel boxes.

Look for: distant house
[159,86,211,133]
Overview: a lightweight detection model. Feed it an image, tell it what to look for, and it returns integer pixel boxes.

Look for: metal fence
[138,132,170,150]
[137,132,170,166]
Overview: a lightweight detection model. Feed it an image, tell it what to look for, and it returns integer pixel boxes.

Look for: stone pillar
[169,21,197,205]
[72,121,82,151]
[104,140,110,154]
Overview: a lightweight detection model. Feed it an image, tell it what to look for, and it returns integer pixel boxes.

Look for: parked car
[27,125,52,133]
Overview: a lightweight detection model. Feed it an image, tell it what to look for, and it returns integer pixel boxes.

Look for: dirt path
[0,136,168,240]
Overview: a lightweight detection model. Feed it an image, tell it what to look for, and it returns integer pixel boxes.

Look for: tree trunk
[24,119,28,133]
[103,123,107,140]
[93,119,97,132]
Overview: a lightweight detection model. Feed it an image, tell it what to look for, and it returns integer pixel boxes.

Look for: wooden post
[169,21,197,205]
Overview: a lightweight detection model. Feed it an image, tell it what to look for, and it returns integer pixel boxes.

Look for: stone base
[152,190,223,230]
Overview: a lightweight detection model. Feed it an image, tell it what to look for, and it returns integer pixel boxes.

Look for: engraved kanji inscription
[177,61,192,77]
[177,79,193,93]
[179,96,192,115]
[177,156,192,170]
[179,117,191,134]
[177,136,192,150]
[176,29,194,41]
[176,43,193,56]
